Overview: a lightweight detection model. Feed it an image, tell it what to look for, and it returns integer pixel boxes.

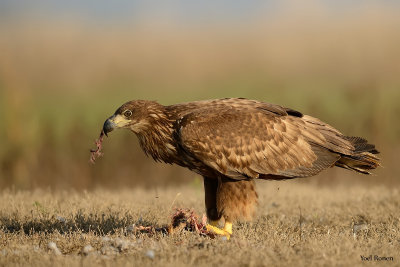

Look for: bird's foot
[206,221,232,240]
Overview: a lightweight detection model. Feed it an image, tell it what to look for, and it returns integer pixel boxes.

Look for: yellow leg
[206,221,233,240]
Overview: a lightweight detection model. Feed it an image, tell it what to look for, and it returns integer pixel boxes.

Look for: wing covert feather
[176,107,332,180]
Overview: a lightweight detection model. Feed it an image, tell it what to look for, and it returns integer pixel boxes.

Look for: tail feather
[342,136,379,154]
[335,136,380,174]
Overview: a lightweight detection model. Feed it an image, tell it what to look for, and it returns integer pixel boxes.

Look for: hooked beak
[102,114,131,136]
[102,118,116,137]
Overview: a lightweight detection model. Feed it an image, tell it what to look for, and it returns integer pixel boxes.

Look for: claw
[206,221,233,240]
[224,222,233,235]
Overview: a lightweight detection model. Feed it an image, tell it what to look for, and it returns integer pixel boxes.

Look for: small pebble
[145,249,155,259]
[126,224,136,234]
[101,246,119,256]
[114,238,129,252]
[56,216,66,223]
[48,242,62,255]
[82,245,94,256]
[353,223,368,233]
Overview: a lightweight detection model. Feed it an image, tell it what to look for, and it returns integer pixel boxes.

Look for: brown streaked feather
[175,104,338,180]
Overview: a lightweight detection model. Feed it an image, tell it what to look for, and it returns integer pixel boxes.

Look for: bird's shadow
[0,208,211,237]
[0,211,151,235]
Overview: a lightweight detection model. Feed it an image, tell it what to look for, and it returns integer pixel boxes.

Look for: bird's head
[102,100,164,136]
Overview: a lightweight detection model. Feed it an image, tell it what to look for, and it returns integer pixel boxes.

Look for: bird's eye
[123,110,132,118]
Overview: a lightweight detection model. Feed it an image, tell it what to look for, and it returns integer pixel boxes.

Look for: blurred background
[0,0,399,190]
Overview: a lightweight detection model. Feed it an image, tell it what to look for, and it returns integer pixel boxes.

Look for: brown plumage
[100,98,380,237]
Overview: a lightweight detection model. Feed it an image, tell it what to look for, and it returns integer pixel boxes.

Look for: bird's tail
[335,136,380,174]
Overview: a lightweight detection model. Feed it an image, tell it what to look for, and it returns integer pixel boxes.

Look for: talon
[223,222,233,235]
[206,221,233,240]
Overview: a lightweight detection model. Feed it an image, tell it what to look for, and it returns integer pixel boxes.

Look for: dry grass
[1,182,399,266]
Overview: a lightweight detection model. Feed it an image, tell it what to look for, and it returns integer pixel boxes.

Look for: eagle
[100,98,380,239]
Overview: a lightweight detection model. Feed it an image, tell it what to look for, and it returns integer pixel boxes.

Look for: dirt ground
[0,181,399,267]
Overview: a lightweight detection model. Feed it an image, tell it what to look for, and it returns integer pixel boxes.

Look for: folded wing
[175,103,343,180]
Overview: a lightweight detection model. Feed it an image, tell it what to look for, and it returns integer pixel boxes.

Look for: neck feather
[134,105,177,163]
